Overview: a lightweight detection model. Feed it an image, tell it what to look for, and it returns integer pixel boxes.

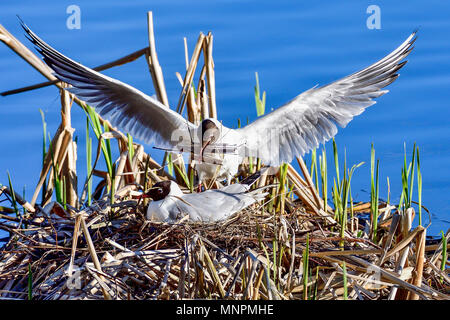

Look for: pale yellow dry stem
[176,32,205,114]
[390,208,413,299]
[114,151,129,193]
[80,217,111,300]
[384,225,421,260]
[286,165,319,215]
[297,157,324,211]
[60,84,78,209]
[203,32,217,119]
[37,127,74,207]
[201,241,226,298]
[68,214,82,277]
[146,11,169,107]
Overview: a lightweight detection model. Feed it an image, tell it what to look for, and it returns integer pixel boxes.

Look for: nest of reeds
[0,184,448,300]
[0,13,448,300]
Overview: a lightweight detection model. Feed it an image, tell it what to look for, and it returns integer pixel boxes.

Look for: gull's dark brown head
[145,180,172,201]
[201,119,220,149]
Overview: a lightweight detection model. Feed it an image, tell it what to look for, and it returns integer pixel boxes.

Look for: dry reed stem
[146,11,169,107]
[408,226,426,300]
[176,33,205,114]
[80,217,111,300]
[297,157,323,211]
[203,32,217,119]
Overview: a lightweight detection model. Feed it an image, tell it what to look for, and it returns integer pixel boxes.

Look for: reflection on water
[0,0,449,235]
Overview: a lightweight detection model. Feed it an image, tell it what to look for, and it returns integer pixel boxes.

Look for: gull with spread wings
[21,20,416,184]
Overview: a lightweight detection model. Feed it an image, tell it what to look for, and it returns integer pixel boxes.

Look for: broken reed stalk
[176,32,205,115]
[146,11,169,107]
[408,226,426,300]
[80,217,111,300]
[203,32,217,119]
[60,83,78,209]
[145,11,187,186]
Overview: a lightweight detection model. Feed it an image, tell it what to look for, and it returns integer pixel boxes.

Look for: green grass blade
[254,72,266,117]
[302,233,310,300]
[6,171,20,219]
[343,261,348,300]
[86,117,93,206]
[28,263,32,300]
[441,231,448,273]
[333,139,340,188]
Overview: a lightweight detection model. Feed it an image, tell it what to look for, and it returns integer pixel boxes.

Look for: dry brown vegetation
[0,12,448,300]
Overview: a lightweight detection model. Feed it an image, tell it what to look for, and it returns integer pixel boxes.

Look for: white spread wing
[238,32,416,166]
[22,21,196,150]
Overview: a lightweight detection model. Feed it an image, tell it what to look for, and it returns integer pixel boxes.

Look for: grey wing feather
[21,21,196,150]
[238,32,416,166]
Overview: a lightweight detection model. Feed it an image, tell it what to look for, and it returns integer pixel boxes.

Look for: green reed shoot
[6,171,20,219]
[441,231,448,278]
[28,263,32,300]
[331,142,363,243]
[340,163,363,243]
[302,233,310,300]
[251,72,267,174]
[86,117,93,206]
[333,139,340,187]
[48,136,66,208]
[127,133,134,165]
[387,177,391,205]
[310,148,319,194]
[417,147,422,225]
[312,267,319,300]
[319,147,328,211]
[370,144,380,242]
[399,143,417,211]
[167,153,174,176]
[85,105,115,203]
[189,166,195,193]
[342,261,348,300]
[254,72,266,117]
[174,163,191,190]
[22,186,26,217]
[272,237,278,286]
[39,109,48,204]
[277,163,289,213]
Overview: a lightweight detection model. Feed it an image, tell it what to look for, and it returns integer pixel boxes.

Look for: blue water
[0,0,449,236]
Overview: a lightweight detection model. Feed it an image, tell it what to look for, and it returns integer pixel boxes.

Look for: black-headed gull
[21,21,416,183]
[143,174,268,222]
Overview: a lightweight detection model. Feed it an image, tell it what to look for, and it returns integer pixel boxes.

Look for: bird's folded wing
[237,32,416,166]
[21,21,196,150]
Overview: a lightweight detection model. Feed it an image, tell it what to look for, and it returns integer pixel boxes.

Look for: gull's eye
[158,189,163,194]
